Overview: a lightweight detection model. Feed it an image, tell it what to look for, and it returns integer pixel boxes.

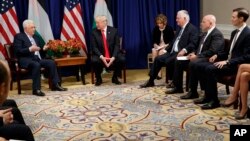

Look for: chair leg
[91,67,95,84]
[10,79,13,90]
[165,68,168,83]
[123,67,126,83]
[185,71,189,92]
[226,85,230,94]
[48,78,52,89]
[17,74,21,95]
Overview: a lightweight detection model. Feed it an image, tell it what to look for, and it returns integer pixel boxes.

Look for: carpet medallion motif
[10,82,249,141]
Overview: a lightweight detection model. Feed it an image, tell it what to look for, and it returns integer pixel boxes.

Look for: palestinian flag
[28,0,54,47]
[93,0,113,28]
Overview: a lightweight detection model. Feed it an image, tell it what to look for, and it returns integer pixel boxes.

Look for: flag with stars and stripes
[0,0,20,60]
[61,0,87,56]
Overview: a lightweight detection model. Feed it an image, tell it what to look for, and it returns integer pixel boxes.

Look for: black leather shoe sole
[112,80,121,85]
[165,88,183,94]
[201,102,220,110]
[194,98,209,104]
[95,81,102,86]
[52,88,68,91]
[140,81,155,88]
[180,94,199,99]
[33,91,45,96]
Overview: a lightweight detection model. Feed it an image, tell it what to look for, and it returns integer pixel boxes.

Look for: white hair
[22,19,34,28]
[178,10,190,22]
[206,14,216,25]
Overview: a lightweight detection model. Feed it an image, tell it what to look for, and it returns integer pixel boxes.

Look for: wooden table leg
[80,65,85,85]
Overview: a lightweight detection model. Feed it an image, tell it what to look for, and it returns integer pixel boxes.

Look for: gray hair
[22,19,34,28]
[177,10,190,22]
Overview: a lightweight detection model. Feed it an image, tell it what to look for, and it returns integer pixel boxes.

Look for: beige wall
[201,0,250,25]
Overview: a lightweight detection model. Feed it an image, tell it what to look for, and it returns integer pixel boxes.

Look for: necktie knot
[202,32,207,37]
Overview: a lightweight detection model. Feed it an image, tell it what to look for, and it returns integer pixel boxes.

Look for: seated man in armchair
[91,15,125,86]
[13,19,67,96]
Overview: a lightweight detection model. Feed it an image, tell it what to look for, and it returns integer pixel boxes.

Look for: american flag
[0,0,19,58]
[61,0,87,56]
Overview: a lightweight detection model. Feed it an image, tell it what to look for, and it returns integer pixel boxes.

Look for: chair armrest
[6,58,19,72]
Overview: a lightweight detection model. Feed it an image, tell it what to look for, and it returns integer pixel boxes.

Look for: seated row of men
[140,7,250,110]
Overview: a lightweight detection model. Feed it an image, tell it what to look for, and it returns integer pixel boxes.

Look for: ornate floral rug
[10,81,250,141]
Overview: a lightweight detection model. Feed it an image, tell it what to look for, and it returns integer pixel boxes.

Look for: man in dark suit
[91,15,125,86]
[13,20,67,96]
[191,8,250,109]
[166,15,225,96]
[140,10,199,88]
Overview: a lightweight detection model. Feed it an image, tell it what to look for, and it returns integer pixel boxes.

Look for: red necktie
[101,30,110,58]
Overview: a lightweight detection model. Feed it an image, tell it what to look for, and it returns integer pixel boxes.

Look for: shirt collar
[237,23,246,32]
[181,22,188,30]
[206,26,216,36]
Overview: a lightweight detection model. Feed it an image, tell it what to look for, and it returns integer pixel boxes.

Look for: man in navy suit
[13,20,67,96]
[140,10,199,88]
[166,15,225,96]
[191,8,250,109]
[91,15,125,86]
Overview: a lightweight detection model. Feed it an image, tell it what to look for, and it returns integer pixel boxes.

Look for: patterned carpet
[9,76,250,141]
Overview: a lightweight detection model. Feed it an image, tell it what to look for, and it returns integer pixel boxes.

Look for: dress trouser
[149,52,177,81]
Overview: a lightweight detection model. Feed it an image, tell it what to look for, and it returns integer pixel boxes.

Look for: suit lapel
[106,26,111,47]
[233,27,247,51]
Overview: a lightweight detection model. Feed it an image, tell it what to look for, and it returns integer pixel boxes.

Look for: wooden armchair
[91,37,126,84]
[217,39,233,94]
[4,43,51,94]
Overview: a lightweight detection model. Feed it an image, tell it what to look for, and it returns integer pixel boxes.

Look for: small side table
[54,56,87,84]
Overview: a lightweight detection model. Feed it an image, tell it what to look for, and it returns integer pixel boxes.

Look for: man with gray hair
[13,19,67,96]
[166,15,225,97]
[91,15,125,86]
[140,10,199,88]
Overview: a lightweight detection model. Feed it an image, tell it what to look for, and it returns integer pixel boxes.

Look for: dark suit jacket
[152,25,174,46]
[226,26,250,66]
[91,26,120,58]
[13,33,46,68]
[197,27,224,58]
[167,23,199,54]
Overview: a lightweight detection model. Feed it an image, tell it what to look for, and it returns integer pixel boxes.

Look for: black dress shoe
[156,76,162,80]
[52,84,67,91]
[201,101,220,110]
[95,80,102,86]
[165,87,183,94]
[112,77,121,85]
[180,91,198,99]
[140,80,155,88]
[95,77,103,86]
[166,82,174,88]
[33,90,45,96]
[193,97,210,104]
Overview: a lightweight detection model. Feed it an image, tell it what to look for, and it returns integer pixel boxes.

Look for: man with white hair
[166,15,225,97]
[91,15,125,86]
[140,10,199,88]
[13,19,67,96]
